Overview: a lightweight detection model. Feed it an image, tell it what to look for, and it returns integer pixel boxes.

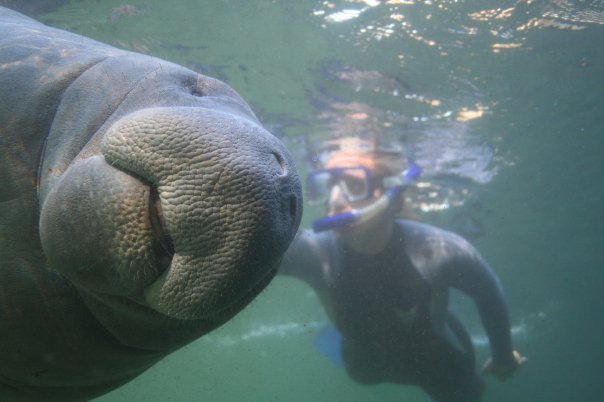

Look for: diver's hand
[482,350,526,381]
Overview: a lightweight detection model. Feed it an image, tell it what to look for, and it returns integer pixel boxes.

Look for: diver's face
[328,181,390,239]
[326,178,383,217]
[324,154,387,232]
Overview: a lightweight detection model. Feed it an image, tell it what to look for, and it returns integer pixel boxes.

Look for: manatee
[0,6,301,401]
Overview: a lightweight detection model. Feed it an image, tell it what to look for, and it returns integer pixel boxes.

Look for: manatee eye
[149,186,175,266]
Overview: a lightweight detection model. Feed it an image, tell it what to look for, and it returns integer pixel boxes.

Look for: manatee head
[39,99,301,330]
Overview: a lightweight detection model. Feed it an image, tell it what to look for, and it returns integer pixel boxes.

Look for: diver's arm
[444,236,520,373]
[278,229,326,288]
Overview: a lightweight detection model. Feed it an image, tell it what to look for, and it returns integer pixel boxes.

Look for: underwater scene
[2,0,603,401]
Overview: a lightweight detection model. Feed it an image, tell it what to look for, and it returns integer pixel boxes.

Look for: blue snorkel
[312,161,422,233]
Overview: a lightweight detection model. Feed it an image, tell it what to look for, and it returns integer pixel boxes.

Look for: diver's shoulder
[397,219,455,237]
[396,220,481,276]
[397,219,475,251]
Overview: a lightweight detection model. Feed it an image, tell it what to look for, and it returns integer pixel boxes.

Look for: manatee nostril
[190,87,203,97]
[149,187,175,264]
[289,195,298,221]
[272,151,287,176]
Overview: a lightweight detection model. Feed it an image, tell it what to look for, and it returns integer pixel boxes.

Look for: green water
[20,0,604,400]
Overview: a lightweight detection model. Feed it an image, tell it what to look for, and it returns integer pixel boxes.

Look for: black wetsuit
[280,220,516,402]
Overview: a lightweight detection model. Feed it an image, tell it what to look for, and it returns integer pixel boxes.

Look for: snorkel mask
[310,161,421,233]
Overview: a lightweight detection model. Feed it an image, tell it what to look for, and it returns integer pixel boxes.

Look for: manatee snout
[40,106,302,321]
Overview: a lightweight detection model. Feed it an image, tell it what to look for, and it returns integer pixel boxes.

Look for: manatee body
[0,7,301,401]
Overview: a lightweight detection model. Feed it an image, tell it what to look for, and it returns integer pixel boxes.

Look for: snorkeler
[279,137,524,402]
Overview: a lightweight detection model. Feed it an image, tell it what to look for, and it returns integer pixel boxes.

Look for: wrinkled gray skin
[0,7,301,401]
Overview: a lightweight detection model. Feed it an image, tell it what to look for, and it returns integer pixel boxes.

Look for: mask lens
[339,167,370,202]
[307,167,371,205]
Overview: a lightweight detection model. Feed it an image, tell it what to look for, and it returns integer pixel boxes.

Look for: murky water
[8,0,603,400]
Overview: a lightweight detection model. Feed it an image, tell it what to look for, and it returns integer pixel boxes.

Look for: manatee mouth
[142,259,278,322]
[142,184,278,321]
[148,186,175,267]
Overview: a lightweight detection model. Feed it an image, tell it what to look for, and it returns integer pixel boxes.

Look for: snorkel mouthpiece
[312,161,421,233]
[405,161,422,182]
[312,211,359,232]
[312,187,401,232]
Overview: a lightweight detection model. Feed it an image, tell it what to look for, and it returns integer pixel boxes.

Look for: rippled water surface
[14,0,604,401]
